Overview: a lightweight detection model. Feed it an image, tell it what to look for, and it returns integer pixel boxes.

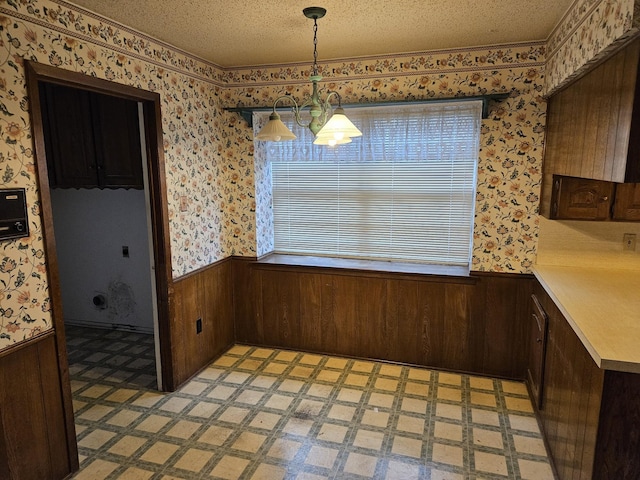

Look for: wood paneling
[593,371,640,479]
[477,274,531,377]
[0,334,75,480]
[233,259,532,379]
[171,259,235,387]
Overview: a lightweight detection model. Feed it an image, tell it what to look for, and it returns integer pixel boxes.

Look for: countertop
[533,264,640,374]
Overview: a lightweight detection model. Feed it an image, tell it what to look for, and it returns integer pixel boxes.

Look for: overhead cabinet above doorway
[39,82,144,189]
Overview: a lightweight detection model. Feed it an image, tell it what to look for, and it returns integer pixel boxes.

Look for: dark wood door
[40,83,98,188]
[551,175,614,220]
[91,93,143,189]
[612,183,640,220]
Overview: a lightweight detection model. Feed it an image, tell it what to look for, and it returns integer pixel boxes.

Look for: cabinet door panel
[91,94,144,189]
[527,294,547,409]
[40,83,98,188]
[552,175,613,220]
[612,183,640,221]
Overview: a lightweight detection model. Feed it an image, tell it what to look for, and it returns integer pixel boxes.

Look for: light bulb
[334,132,344,140]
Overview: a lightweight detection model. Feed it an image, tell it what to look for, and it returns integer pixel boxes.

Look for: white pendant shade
[315,107,363,142]
[255,112,297,141]
[313,135,352,146]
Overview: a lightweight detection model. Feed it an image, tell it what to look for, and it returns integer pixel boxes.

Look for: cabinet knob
[536,338,542,343]
[600,196,609,202]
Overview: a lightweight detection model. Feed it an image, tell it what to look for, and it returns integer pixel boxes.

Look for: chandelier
[255,7,362,146]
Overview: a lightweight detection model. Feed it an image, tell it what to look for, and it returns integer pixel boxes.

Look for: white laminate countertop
[533,264,640,374]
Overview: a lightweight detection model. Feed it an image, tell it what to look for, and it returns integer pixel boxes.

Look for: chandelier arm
[324,90,343,107]
[313,90,341,129]
[272,94,300,113]
[271,94,308,128]
[291,96,313,127]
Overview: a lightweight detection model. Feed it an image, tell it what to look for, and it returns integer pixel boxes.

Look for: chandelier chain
[312,17,319,76]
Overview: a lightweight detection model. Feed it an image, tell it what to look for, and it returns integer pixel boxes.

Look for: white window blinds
[256,101,482,267]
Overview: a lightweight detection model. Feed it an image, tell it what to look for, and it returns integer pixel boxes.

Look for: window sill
[256,253,471,278]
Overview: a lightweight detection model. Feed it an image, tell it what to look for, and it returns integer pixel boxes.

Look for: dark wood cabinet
[547,174,640,221]
[531,280,640,480]
[612,182,640,220]
[40,82,143,189]
[543,39,640,184]
[550,175,614,220]
[541,40,640,218]
[40,83,97,188]
[527,293,548,409]
[90,93,144,188]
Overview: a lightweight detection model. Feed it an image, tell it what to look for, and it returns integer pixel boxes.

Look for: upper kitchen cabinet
[549,175,614,220]
[546,175,640,221]
[613,182,640,220]
[39,82,144,189]
[543,39,640,183]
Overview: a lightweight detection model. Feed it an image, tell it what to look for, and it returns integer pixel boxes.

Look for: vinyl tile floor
[67,325,555,479]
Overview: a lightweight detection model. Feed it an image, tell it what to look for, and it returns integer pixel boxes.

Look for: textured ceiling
[66,0,574,67]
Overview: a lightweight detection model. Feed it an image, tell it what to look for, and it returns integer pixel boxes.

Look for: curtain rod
[224,93,509,127]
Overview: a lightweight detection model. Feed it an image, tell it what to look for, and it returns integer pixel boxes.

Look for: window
[256,101,482,267]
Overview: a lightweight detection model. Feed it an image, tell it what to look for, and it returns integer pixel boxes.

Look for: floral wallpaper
[0,0,635,350]
[545,0,637,94]
[0,0,236,348]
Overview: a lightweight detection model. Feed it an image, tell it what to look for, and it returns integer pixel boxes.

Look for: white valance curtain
[254,100,482,266]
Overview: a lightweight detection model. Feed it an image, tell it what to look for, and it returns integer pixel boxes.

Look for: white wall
[51,188,155,333]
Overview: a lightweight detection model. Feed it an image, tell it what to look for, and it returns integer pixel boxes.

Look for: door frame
[25,64,176,449]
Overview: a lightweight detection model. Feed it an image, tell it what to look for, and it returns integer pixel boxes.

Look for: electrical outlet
[623,233,636,251]
[196,318,202,334]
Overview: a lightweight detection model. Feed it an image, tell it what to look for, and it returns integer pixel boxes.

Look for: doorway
[25,61,175,393]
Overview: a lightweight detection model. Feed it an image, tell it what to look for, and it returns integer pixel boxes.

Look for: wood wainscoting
[0,333,76,480]
[0,258,235,479]
[233,258,533,380]
[0,256,531,479]
[170,258,235,387]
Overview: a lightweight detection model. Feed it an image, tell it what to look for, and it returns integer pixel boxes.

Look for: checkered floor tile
[67,326,554,479]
